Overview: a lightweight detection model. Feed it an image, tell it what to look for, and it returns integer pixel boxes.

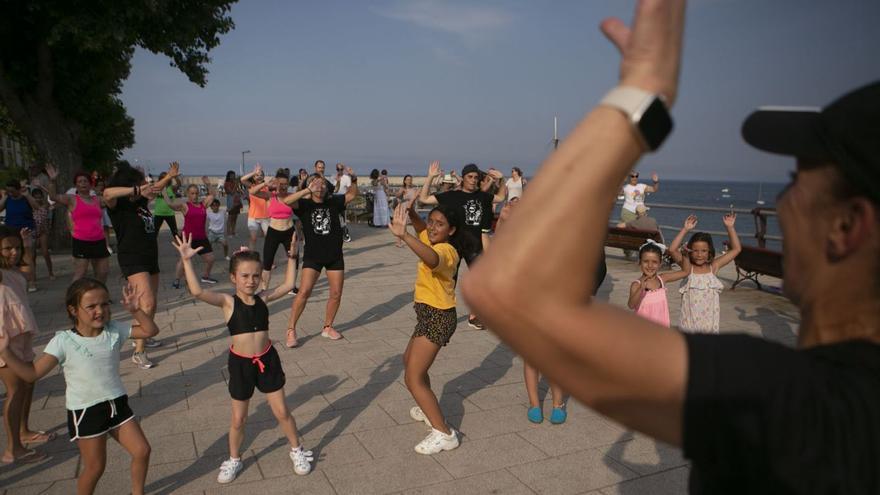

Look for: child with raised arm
[627,240,689,327]
[667,213,742,333]
[173,233,313,483]
[389,201,474,454]
[0,278,158,495]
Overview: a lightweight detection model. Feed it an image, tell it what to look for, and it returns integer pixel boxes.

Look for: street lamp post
[240,150,251,176]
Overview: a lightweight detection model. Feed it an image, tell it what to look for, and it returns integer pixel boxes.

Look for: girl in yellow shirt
[388,201,474,455]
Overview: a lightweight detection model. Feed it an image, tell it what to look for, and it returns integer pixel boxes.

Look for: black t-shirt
[683,333,880,494]
[435,189,494,241]
[108,196,158,266]
[294,195,345,262]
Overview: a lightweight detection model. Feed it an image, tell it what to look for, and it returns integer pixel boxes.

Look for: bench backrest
[606,226,663,251]
[735,245,783,278]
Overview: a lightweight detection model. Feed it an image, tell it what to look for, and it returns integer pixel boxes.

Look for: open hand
[168,161,181,177]
[253,163,262,176]
[683,214,697,231]
[121,283,141,314]
[600,0,685,106]
[45,163,59,180]
[388,204,408,238]
[427,161,441,178]
[172,232,204,260]
[722,213,737,227]
[487,168,503,180]
[651,172,659,182]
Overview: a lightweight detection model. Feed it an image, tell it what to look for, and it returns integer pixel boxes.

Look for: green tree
[0,1,236,177]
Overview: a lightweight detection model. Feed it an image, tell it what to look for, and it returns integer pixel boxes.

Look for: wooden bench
[728,244,784,290]
[605,226,664,254]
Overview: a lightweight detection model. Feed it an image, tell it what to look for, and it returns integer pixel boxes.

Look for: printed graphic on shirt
[137,207,155,234]
[312,208,332,235]
[463,199,483,226]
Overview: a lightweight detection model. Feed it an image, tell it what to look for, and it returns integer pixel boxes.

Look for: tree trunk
[0,52,83,250]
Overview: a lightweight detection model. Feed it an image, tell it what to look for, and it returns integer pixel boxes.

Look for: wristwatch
[600,86,673,151]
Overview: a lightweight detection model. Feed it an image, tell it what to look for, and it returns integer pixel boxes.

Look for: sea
[606,179,786,250]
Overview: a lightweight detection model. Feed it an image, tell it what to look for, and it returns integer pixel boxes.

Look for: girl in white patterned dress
[668,214,741,333]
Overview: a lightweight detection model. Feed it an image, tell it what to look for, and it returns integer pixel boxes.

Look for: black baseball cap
[741,81,880,202]
[461,163,481,177]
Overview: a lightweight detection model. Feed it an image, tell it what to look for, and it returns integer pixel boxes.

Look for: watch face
[639,98,674,150]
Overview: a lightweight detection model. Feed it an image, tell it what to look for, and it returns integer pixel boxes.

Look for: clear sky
[120,0,879,180]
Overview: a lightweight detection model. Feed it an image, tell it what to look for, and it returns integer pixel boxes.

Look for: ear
[448,225,456,237]
[826,198,878,261]
[67,305,77,322]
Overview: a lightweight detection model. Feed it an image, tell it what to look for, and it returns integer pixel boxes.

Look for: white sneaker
[217,457,243,483]
[409,406,433,428]
[131,352,154,369]
[289,445,313,475]
[414,428,459,455]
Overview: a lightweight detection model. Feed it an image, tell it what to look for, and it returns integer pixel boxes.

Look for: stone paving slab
[0,223,798,494]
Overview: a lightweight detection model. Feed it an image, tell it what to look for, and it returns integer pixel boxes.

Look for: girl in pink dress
[628,240,688,327]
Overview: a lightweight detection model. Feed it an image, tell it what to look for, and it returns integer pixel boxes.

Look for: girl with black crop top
[173,233,313,484]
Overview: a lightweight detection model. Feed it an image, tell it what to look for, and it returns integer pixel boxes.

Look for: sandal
[285,328,299,348]
[1,449,47,465]
[22,430,56,445]
[321,325,342,340]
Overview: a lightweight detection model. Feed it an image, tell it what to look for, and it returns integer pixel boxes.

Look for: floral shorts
[412,303,457,347]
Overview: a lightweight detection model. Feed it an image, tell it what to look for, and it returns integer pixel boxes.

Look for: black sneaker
[200,276,219,284]
[288,286,299,295]
[172,279,181,289]
[342,227,352,243]
[467,317,485,330]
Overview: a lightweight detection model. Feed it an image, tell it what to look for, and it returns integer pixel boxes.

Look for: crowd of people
[1,0,878,493]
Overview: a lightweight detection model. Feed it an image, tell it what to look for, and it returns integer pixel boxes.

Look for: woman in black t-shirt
[285,170,358,347]
[104,161,180,369]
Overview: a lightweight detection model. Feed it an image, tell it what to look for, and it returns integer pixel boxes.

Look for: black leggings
[154,215,179,237]
[262,226,295,270]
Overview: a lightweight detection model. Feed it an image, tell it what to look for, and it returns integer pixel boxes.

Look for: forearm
[283,188,311,204]
[726,225,741,251]
[418,179,436,204]
[104,186,138,201]
[667,228,689,262]
[401,233,439,267]
[180,258,204,297]
[345,182,359,203]
[408,207,426,232]
[0,350,39,382]
[628,282,645,309]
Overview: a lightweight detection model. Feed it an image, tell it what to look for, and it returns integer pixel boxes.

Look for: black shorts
[191,237,213,255]
[66,395,135,441]
[120,262,160,278]
[72,238,110,259]
[413,303,457,346]
[228,345,286,401]
[302,257,344,272]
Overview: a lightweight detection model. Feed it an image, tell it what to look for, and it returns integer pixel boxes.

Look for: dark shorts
[302,257,344,272]
[228,345,286,401]
[191,237,213,255]
[413,303,457,347]
[72,238,110,259]
[120,262,160,278]
[66,395,135,441]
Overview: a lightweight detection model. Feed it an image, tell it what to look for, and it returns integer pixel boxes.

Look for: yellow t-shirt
[413,230,459,310]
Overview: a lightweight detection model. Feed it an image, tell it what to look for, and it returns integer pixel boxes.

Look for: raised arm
[343,167,359,204]
[248,178,271,199]
[407,200,427,233]
[162,186,186,213]
[280,186,312,206]
[645,172,660,193]
[389,204,439,268]
[667,215,697,265]
[461,0,687,446]
[489,169,507,203]
[418,161,441,206]
[240,164,262,185]
[711,213,742,270]
[201,176,215,206]
[172,233,230,307]
[152,162,181,191]
[44,164,72,206]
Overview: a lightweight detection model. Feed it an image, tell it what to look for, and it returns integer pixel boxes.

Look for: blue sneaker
[527,406,543,424]
[549,405,567,424]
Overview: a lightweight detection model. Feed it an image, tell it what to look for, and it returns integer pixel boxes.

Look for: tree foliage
[0,1,237,172]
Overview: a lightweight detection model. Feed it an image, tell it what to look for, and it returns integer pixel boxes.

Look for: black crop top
[227,295,270,335]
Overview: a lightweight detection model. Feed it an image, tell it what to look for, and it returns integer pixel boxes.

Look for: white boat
[756,183,766,205]
[721,188,730,193]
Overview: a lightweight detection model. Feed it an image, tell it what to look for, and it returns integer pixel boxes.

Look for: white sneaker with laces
[409,406,433,428]
[414,428,459,455]
[217,457,243,483]
[289,445,313,475]
[131,351,154,369]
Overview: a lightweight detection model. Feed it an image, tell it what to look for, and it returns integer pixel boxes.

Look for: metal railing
[613,201,781,248]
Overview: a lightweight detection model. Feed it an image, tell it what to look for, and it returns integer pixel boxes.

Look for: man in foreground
[463,0,880,492]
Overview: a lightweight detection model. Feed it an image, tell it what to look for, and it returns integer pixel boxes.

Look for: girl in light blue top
[0,278,159,495]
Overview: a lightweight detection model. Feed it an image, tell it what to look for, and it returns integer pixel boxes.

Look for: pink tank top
[183,202,208,240]
[71,195,105,241]
[635,276,671,327]
[268,193,293,219]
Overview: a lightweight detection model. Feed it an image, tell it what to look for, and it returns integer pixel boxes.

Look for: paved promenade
[0,224,799,494]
